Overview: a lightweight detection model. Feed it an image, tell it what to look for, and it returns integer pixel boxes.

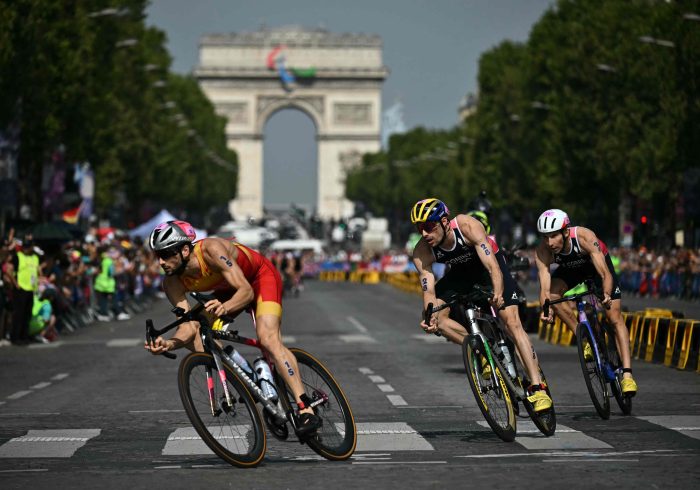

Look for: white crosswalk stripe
[3,417,698,461]
[162,426,253,456]
[637,415,700,441]
[356,422,434,451]
[0,429,101,458]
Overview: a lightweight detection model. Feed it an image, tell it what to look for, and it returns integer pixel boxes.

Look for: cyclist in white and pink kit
[534,209,638,396]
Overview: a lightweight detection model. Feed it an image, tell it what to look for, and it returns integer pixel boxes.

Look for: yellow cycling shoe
[527,390,553,412]
[583,343,594,362]
[621,377,638,396]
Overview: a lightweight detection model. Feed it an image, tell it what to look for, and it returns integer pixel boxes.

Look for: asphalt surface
[1,281,699,489]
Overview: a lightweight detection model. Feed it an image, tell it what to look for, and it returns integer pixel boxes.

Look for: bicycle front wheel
[462,337,516,442]
[576,323,610,419]
[280,348,357,460]
[178,352,266,468]
[512,354,556,437]
[603,323,632,415]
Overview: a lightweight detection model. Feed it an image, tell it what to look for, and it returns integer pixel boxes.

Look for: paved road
[1,281,699,489]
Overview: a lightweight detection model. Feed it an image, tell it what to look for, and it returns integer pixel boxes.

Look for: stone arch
[196,26,387,220]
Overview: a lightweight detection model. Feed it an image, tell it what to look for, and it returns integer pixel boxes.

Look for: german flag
[62,205,81,224]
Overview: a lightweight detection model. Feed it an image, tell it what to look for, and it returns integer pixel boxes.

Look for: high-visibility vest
[94,255,116,293]
[17,251,39,292]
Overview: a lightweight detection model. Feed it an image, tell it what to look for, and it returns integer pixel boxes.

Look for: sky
[146,0,554,210]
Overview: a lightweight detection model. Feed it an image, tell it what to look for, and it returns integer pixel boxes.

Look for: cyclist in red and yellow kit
[144,220,321,434]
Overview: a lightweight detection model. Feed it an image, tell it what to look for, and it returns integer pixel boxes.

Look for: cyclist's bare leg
[255,314,313,415]
[604,299,633,379]
[498,305,542,385]
[549,278,578,333]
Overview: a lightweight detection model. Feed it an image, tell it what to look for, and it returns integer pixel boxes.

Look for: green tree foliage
[348,0,698,245]
[0,0,237,226]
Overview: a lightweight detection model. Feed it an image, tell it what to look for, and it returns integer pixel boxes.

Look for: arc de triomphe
[195,26,388,220]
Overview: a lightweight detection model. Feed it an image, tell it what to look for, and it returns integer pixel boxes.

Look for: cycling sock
[527,383,547,394]
[297,393,312,411]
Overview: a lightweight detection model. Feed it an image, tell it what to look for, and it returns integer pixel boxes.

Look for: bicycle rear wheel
[576,323,610,419]
[603,323,632,415]
[178,352,266,468]
[279,348,357,460]
[462,336,516,442]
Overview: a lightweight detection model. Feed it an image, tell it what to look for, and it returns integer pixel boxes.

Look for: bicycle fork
[465,308,527,401]
[463,309,503,394]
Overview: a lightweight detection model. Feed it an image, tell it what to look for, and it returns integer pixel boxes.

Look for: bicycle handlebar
[426,285,496,316]
[542,281,605,317]
[145,292,214,360]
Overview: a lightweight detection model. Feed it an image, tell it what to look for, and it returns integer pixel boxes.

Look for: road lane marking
[368,375,385,383]
[543,458,639,462]
[0,429,101,458]
[352,461,447,465]
[7,391,31,400]
[339,334,377,343]
[359,367,374,374]
[411,334,446,344]
[0,469,49,473]
[30,382,51,390]
[162,426,251,455]
[106,338,141,347]
[377,384,395,393]
[52,373,70,381]
[475,421,612,450]
[637,415,700,441]
[129,409,185,413]
[355,422,433,451]
[347,316,368,333]
[387,395,408,406]
[456,449,679,459]
[0,413,60,417]
[396,405,463,409]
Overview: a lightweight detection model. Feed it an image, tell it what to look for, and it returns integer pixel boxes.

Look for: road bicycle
[544,280,632,419]
[146,291,357,467]
[425,286,556,442]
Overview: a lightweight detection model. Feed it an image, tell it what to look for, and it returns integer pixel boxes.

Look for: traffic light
[640,215,648,225]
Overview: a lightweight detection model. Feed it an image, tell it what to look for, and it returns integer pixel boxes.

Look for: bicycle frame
[146,293,329,431]
[544,285,616,382]
[430,292,522,399]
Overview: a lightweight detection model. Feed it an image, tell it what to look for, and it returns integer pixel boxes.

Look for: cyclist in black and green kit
[411,198,552,412]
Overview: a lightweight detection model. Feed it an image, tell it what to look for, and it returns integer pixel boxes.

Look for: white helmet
[537,209,570,233]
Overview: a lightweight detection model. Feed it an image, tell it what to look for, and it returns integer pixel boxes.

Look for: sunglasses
[155,248,180,260]
[416,221,438,233]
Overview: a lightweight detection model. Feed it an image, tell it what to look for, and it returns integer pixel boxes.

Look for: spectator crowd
[1,223,698,349]
[0,227,164,346]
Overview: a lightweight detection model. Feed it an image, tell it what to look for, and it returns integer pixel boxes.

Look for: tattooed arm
[412,238,438,327]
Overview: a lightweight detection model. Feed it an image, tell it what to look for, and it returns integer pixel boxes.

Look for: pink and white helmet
[149,220,196,251]
[537,209,570,233]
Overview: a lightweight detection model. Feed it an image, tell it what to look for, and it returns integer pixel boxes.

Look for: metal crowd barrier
[537,306,700,373]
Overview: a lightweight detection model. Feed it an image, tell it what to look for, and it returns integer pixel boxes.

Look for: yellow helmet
[410,198,449,224]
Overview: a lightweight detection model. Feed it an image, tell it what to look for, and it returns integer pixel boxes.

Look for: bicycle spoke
[179,353,266,467]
